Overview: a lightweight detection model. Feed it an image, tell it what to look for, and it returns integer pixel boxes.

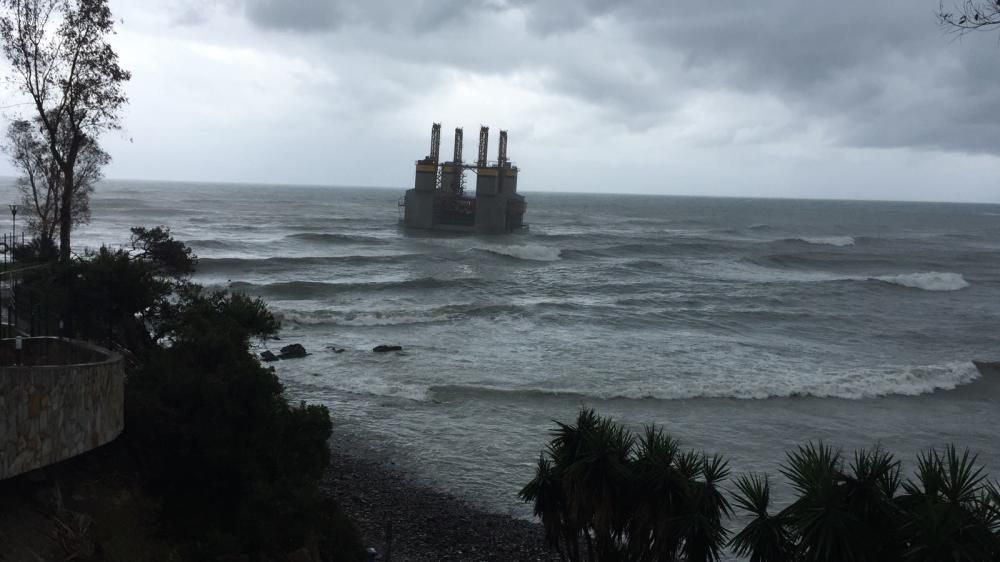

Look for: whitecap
[475,243,562,261]
[429,362,982,401]
[872,272,969,292]
[797,236,855,247]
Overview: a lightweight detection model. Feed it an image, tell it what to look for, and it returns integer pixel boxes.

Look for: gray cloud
[226,0,1000,155]
[237,0,506,33]
[138,0,1000,200]
[242,0,341,32]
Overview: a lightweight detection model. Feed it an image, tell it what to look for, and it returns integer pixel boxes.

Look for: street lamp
[8,204,17,248]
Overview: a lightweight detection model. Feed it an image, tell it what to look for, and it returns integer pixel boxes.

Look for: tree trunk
[58,166,73,262]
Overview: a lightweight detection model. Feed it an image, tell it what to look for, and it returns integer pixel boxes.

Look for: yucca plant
[521,410,734,562]
[896,445,1000,561]
[628,426,687,561]
[677,453,732,562]
[521,454,572,560]
[729,473,795,562]
[524,413,1000,561]
[744,443,901,561]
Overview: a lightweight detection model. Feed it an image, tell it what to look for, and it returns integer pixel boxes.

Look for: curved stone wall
[0,338,124,480]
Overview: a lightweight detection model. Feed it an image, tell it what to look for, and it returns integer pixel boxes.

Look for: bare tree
[5,117,107,246]
[938,0,1000,33]
[0,0,129,262]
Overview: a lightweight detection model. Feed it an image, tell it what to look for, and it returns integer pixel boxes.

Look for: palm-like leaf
[519,454,566,551]
[778,442,864,562]
[729,473,795,562]
[898,446,1000,562]
[629,425,687,561]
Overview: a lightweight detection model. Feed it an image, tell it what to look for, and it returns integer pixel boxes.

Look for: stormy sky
[4,0,1000,202]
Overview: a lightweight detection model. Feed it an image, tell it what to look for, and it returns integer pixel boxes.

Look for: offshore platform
[401,123,526,233]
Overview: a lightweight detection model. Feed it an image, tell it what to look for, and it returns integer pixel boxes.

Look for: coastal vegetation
[8,228,366,560]
[522,408,1000,562]
[0,2,367,559]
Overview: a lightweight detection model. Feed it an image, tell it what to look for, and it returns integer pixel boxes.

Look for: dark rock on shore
[261,344,309,361]
[280,343,308,359]
[322,431,558,562]
[372,345,402,353]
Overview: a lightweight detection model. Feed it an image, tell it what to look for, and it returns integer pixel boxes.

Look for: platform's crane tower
[477,126,489,167]
[450,127,466,195]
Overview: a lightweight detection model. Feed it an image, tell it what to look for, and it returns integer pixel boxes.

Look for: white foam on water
[426,361,983,401]
[872,272,970,292]
[797,236,855,247]
[475,243,562,261]
[707,262,971,292]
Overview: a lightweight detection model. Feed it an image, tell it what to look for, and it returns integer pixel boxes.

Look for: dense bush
[523,409,1000,562]
[14,227,364,560]
[125,309,335,556]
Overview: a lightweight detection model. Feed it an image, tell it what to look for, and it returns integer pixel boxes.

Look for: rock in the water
[372,345,402,353]
[260,350,278,362]
[278,343,308,359]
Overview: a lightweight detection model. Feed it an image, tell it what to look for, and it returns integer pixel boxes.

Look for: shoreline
[321,425,558,562]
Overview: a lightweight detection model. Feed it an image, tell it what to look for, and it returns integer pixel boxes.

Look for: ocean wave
[871,272,969,292]
[621,259,667,271]
[275,300,613,328]
[230,276,486,299]
[474,244,561,261]
[747,253,899,271]
[564,240,724,260]
[278,303,525,327]
[286,232,390,244]
[427,362,982,402]
[719,260,971,291]
[782,236,856,247]
[185,239,239,250]
[198,254,421,273]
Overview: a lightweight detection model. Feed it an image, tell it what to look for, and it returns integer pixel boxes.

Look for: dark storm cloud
[227,0,1000,155]
[521,0,1000,155]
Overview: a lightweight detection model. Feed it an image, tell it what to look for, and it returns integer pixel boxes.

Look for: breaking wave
[427,362,982,402]
[198,254,421,273]
[286,232,390,245]
[783,236,856,247]
[229,277,486,298]
[474,244,562,261]
[872,272,969,292]
[278,303,524,327]
[726,260,970,292]
[276,300,605,327]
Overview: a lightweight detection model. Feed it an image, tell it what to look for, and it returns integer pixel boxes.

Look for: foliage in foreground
[522,409,1000,562]
[16,228,364,560]
[520,409,731,562]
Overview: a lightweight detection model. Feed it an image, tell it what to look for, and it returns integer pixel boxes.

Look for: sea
[65,179,1000,518]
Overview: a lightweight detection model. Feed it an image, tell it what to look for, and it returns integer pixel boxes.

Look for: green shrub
[124,288,341,557]
[14,225,365,559]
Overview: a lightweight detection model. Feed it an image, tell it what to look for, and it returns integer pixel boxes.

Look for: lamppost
[6,204,15,332]
[8,204,18,249]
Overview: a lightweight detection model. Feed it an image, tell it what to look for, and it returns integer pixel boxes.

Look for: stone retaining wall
[0,338,124,480]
